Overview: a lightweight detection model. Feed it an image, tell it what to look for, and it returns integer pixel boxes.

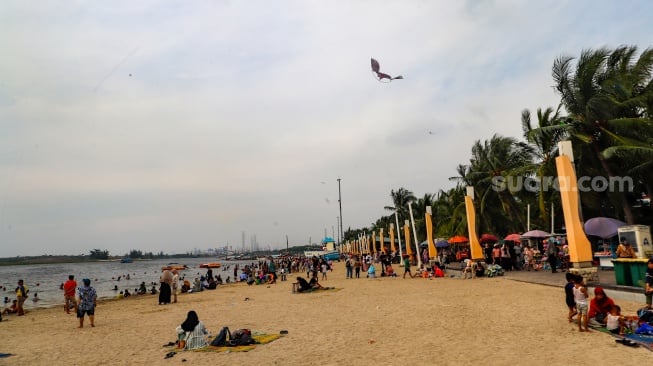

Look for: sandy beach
[1,262,650,366]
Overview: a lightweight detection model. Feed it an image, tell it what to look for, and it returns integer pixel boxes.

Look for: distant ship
[120,258,133,263]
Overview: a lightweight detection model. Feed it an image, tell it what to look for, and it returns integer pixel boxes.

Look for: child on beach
[565,273,577,322]
[605,304,624,335]
[573,275,589,331]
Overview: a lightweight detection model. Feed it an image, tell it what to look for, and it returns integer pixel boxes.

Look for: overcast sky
[1,1,651,256]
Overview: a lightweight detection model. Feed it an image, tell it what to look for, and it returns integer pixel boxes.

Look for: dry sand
[1,262,650,366]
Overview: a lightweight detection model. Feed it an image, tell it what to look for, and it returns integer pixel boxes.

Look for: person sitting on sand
[2,300,18,315]
[605,304,625,335]
[176,310,209,350]
[295,277,313,292]
[433,264,444,278]
[309,276,324,289]
[367,263,376,278]
[386,265,397,277]
[475,262,485,277]
[181,280,190,293]
[587,286,615,328]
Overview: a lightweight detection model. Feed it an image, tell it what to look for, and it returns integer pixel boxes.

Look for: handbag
[178,331,189,349]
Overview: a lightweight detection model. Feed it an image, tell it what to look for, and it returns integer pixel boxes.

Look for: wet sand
[1,262,650,365]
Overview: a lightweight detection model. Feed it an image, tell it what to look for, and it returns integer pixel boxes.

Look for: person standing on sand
[644,257,653,309]
[76,278,97,328]
[547,242,558,273]
[354,256,362,278]
[159,270,172,304]
[171,270,179,304]
[572,275,589,332]
[63,275,77,314]
[15,279,28,316]
[402,255,414,279]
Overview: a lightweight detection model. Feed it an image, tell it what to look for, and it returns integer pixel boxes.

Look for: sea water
[0,258,257,310]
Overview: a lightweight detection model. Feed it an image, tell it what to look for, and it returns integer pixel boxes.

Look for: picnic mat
[597,327,653,351]
[295,287,342,294]
[166,333,282,354]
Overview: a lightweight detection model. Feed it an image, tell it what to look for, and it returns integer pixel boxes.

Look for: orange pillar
[555,155,593,267]
[465,195,484,261]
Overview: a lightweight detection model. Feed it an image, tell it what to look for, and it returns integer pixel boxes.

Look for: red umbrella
[479,234,498,244]
[448,235,469,244]
[504,233,521,241]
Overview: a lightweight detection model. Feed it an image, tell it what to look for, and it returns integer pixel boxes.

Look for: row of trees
[345,45,653,243]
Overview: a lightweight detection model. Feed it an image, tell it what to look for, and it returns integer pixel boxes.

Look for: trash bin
[628,259,650,288]
[612,259,633,286]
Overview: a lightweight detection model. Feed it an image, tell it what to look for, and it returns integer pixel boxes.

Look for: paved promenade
[448,262,647,304]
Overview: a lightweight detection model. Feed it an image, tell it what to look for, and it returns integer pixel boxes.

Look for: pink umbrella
[504,233,521,241]
[521,230,551,238]
[479,234,499,243]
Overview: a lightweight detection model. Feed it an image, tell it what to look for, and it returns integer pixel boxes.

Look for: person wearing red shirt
[63,275,77,314]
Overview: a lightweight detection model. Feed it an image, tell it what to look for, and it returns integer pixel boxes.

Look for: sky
[1,0,652,256]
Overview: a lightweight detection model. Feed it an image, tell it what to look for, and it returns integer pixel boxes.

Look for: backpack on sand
[228,328,256,346]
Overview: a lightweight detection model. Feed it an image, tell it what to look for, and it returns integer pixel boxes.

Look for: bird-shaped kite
[371,58,403,82]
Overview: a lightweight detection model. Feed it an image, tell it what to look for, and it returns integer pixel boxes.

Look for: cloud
[1,0,652,255]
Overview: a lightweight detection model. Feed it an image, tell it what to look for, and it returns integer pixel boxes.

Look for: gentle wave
[0,258,259,310]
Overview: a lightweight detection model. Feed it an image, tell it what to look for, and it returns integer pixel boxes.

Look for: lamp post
[395,210,403,259]
[408,202,422,268]
[337,178,343,245]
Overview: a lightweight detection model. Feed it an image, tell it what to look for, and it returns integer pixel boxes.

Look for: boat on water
[161,263,188,271]
[199,262,221,268]
[120,258,133,263]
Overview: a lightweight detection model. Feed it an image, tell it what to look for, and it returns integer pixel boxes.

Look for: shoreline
[2,261,651,365]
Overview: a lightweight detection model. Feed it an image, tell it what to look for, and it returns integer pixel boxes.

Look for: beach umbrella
[583,217,627,239]
[435,240,450,248]
[521,230,550,238]
[479,234,498,244]
[504,233,521,241]
[448,235,469,244]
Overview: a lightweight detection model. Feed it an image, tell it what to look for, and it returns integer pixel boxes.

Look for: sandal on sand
[616,339,639,347]
[164,352,176,359]
[163,341,176,347]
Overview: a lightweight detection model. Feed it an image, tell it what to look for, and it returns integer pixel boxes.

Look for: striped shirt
[179,321,209,350]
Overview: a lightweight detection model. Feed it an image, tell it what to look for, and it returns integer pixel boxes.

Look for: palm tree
[467,134,534,232]
[552,45,653,223]
[384,187,416,224]
[432,187,467,237]
[412,193,436,240]
[521,106,567,224]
